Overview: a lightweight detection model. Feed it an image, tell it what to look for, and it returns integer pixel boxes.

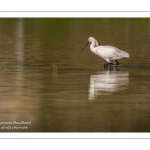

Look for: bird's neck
[90,41,96,52]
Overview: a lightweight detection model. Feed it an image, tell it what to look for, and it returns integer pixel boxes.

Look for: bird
[80,37,130,68]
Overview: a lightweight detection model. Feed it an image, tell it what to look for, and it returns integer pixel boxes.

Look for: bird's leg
[104,62,108,68]
[104,59,112,68]
[115,60,119,65]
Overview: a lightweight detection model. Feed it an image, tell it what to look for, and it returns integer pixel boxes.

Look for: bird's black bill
[79,41,89,55]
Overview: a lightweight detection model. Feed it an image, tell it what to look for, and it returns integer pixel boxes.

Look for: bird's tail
[125,53,130,58]
[121,50,130,58]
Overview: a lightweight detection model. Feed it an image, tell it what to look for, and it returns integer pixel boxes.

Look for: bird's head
[88,37,99,47]
[79,37,99,55]
[88,37,95,44]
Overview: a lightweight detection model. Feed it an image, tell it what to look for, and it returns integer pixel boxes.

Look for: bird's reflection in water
[88,69,129,101]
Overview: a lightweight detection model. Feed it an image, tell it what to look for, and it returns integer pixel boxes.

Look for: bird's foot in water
[104,63,114,68]
[104,63,119,70]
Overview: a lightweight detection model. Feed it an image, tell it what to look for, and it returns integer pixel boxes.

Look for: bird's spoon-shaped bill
[79,41,89,55]
[81,41,89,52]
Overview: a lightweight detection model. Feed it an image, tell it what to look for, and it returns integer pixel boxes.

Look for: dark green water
[0,18,150,132]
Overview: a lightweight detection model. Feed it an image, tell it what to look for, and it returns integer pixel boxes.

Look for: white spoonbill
[80,37,130,67]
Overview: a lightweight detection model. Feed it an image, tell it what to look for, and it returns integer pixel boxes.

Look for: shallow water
[0,18,150,132]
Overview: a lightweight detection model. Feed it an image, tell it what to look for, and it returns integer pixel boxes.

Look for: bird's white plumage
[88,37,130,63]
